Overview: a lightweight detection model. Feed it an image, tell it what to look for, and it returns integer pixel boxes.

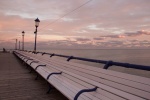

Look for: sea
[38,49,150,77]
[39,49,150,65]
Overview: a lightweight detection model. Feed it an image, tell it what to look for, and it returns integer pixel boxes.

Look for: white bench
[14,51,150,100]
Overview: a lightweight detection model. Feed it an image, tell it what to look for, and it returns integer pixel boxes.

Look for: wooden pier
[0,52,68,100]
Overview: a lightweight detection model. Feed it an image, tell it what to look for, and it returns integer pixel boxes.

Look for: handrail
[18,50,150,71]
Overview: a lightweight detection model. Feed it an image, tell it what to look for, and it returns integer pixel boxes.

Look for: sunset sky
[0,0,150,50]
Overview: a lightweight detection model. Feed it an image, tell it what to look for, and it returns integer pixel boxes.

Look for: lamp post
[22,31,25,50]
[16,39,17,50]
[19,41,20,50]
[34,18,40,52]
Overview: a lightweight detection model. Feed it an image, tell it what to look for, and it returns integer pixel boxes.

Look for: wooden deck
[0,52,68,100]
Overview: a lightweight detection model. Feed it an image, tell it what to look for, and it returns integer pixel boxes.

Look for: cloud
[125,30,150,37]
[101,35,125,38]
[1,38,150,50]
[0,0,150,49]
[93,37,104,40]
[75,38,91,42]
[87,24,103,30]
[126,40,150,48]
[97,30,150,40]
[74,30,88,33]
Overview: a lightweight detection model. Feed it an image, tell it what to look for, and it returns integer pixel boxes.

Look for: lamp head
[22,31,25,36]
[35,18,40,27]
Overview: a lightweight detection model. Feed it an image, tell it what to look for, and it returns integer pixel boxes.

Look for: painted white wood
[14,51,150,100]
[28,52,150,91]
[16,52,124,100]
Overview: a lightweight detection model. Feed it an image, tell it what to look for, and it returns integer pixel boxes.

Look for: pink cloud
[125,30,150,37]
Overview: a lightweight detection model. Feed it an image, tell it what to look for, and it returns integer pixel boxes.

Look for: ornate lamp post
[22,31,25,50]
[34,18,40,52]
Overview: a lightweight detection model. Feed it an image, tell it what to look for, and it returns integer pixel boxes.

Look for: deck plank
[0,53,68,100]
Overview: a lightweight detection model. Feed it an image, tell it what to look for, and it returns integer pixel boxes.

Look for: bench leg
[29,68,32,73]
[47,84,52,94]
[46,83,55,94]
[35,74,39,80]
[26,65,29,69]
[23,61,25,65]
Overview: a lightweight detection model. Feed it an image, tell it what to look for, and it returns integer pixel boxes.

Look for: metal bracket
[50,53,55,57]
[35,64,46,70]
[30,61,39,65]
[74,86,98,100]
[67,56,74,61]
[103,61,113,69]
[26,59,33,63]
[35,52,39,54]
[32,51,35,54]
[46,72,62,80]
[46,72,62,93]
[42,52,46,55]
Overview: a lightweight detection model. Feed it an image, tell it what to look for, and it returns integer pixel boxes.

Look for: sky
[0,0,150,50]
